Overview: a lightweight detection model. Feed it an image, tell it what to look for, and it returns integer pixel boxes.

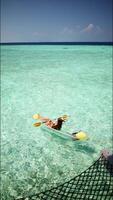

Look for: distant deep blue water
[1,42,113,45]
[1,44,112,199]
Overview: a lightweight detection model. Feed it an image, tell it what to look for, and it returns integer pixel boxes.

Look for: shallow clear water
[1,45,112,199]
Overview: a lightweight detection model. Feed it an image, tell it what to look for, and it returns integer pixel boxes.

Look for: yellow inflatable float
[73,131,88,140]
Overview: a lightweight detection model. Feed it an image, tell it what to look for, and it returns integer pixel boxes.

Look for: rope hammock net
[17,150,113,200]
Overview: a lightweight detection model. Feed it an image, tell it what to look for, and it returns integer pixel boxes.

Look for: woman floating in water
[33,114,88,140]
[33,114,68,130]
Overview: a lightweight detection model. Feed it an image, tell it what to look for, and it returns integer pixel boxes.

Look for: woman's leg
[38,114,50,122]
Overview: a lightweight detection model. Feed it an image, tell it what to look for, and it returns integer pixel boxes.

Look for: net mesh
[17,153,113,200]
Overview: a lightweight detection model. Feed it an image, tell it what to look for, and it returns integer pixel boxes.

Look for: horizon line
[0,41,113,45]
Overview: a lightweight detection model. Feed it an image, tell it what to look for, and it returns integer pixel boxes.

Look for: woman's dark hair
[52,117,64,130]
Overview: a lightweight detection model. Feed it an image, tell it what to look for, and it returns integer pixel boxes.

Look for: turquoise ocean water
[1,45,112,199]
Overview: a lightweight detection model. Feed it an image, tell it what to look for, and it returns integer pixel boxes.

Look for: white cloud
[60,24,103,37]
[61,27,73,34]
[80,24,103,34]
[75,25,81,30]
[95,26,103,33]
[81,24,94,33]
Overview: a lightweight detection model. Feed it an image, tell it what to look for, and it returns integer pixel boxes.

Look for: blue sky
[1,0,112,42]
